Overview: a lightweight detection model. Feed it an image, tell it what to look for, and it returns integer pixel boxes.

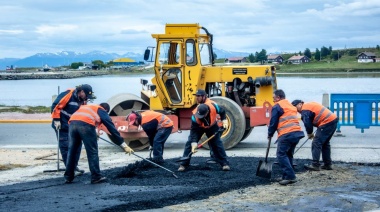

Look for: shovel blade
[256,160,273,179]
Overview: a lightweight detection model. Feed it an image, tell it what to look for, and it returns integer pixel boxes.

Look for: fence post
[322,93,329,108]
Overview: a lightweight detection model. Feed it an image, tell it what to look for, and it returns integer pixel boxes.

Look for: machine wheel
[107,93,150,151]
[201,97,246,150]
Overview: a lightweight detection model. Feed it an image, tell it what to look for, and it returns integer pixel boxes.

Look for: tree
[315,48,320,61]
[329,46,333,54]
[304,48,312,59]
[376,45,380,50]
[70,62,83,69]
[256,49,267,63]
[92,60,105,68]
[248,53,255,63]
[331,51,342,61]
[321,46,330,58]
[298,51,302,55]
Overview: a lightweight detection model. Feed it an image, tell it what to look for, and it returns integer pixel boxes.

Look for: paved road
[1,123,380,163]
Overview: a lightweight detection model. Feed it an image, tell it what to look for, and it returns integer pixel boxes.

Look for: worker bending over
[178,101,230,172]
[64,103,133,184]
[292,99,338,171]
[127,110,174,164]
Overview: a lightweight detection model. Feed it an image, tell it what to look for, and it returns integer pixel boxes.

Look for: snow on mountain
[0,48,250,70]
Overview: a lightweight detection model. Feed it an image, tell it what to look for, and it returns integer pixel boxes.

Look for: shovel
[256,137,273,179]
[176,129,222,163]
[98,137,178,179]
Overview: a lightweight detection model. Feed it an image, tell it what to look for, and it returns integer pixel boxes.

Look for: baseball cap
[195,104,209,119]
[127,113,137,125]
[81,84,96,99]
[291,99,303,106]
[194,89,207,96]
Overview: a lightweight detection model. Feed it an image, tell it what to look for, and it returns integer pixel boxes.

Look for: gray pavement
[1,123,380,163]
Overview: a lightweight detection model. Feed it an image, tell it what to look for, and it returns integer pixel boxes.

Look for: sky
[1,0,379,59]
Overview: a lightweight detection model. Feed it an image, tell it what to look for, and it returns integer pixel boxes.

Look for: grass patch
[0,105,50,114]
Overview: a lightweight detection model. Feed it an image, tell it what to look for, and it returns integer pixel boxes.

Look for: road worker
[193,89,222,164]
[178,101,230,172]
[127,110,174,164]
[64,103,134,184]
[268,89,304,185]
[292,99,338,171]
[51,84,95,174]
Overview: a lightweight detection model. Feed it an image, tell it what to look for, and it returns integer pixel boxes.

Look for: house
[225,57,248,63]
[267,54,283,64]
[288,55,310,64]
[357,52,376,63]
[113,57,141,67]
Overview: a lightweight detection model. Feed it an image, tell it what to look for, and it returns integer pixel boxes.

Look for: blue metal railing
[330,93,380,133]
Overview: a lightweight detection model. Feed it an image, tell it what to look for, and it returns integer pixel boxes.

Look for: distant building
[267,54,283,64]
[357,52,376,63]
[225,57,248,63]
[288,55,310,64]
[112,58,142,67]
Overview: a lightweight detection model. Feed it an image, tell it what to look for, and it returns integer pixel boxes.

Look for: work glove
[308,133,315,140]
[54,120,61,130]
[191,142,198,154]
[222,119,228,129]
[120,143,134,155]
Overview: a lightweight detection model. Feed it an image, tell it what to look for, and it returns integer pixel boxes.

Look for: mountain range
[0,48,250,70]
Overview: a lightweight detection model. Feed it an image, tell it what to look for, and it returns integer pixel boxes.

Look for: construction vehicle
[102,23,277,151]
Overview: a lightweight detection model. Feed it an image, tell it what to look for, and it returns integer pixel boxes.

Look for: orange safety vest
[69,105,103,126]
[51,89,75,119]
[192,99,220,128]
[276,99,302,137]
[302,102,337,127]
[141,111,173,129]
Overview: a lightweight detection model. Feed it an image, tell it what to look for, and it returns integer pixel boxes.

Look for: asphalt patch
[0,156,316,211]
[101,156,311,211]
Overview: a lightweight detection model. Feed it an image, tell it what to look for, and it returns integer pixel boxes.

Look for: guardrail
[330,93,380,133]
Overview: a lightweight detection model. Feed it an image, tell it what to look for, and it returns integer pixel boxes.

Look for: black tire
[107,93,150,151]
[201,97,246,150]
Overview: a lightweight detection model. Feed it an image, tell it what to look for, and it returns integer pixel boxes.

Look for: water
[0,73,379,106]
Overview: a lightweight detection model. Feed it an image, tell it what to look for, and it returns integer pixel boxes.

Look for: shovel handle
[197,128,225,148]
[264,137,271,163]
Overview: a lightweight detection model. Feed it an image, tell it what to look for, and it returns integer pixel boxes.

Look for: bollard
[322,93,329,109]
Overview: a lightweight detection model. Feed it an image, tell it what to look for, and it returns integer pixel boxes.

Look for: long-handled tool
[176,129,223,163]
[98,137,178,179]
[44,86,66,173]
[256,137,273,179]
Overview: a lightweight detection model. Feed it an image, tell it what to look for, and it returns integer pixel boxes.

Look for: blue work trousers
[276,133,302,180]
[64,121,102,182]
[311,119,338,167]
[55,129,81,167]
[151,126,173,162]
[181,124,228,167]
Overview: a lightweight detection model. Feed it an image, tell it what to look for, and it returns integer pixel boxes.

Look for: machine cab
[143,24,213,109]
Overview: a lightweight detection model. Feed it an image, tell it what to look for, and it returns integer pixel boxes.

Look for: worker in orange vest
[64,103,133,184]
[268,89,305,185]
[127,110,174,164]
[292,100,338,171]
[51,84,95,174]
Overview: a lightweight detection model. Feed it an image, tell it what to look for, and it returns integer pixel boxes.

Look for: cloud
[0,0,379,58]
[0,30,24,35]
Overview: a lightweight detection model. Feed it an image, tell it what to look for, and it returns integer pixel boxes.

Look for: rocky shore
[0,70,109,80]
